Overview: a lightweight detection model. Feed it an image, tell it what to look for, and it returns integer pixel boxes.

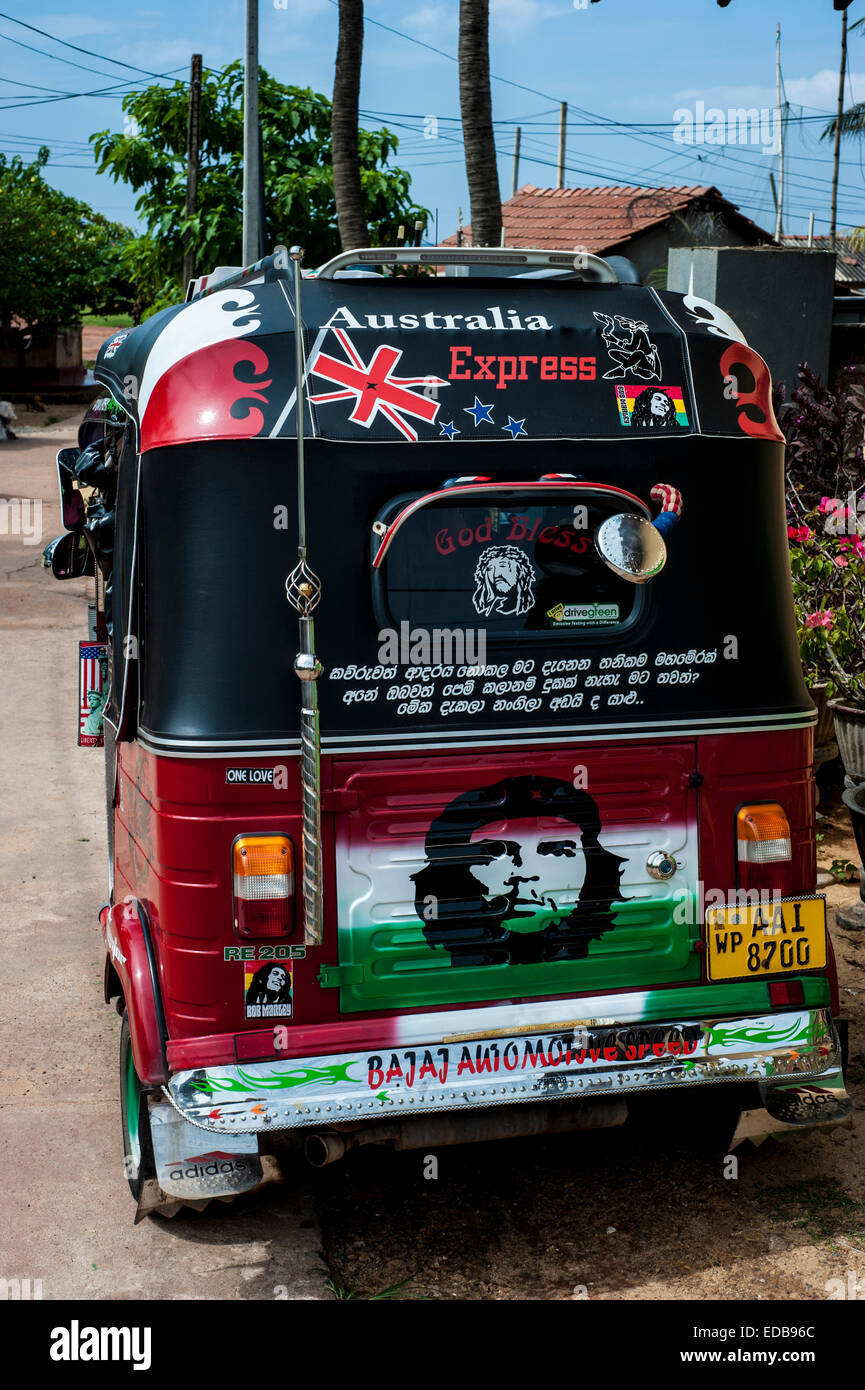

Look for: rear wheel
[119,1012,155,1200]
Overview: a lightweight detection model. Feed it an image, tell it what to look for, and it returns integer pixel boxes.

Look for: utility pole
[512,125,521,197]
[774,25,785,242]
[830,2,849,248]
[182,54,202,292]
[242,0,260,266]
[557,102,567,189]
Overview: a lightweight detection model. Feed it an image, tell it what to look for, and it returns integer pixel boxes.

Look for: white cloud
[402,4,451,39]
[32,14,116,39]
[490,0,571,40]
[675,70,865,114]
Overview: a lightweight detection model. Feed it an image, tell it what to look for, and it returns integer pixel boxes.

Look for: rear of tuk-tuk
[90,245,850,1214]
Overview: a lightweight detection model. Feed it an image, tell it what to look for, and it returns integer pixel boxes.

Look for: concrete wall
[667,246,835,392]
[606,210,760,287]
[0,326,83,387]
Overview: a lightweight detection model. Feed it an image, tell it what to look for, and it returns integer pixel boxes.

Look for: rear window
[374,491,644,637]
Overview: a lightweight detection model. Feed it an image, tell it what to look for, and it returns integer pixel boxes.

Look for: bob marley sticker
[244,961,293,1019]
[412,775,626,967]
[616,384,689,429]
[472,545,535,617]
[593,312,661,381]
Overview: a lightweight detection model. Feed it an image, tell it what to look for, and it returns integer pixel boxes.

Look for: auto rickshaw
[46,243,851,1217]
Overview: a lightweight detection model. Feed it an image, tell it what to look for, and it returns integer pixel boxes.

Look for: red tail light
[736,802,794,895]
[769,979,805,1008]
[232,834,295,939]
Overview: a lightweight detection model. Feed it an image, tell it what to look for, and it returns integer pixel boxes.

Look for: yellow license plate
[705,896,826,982]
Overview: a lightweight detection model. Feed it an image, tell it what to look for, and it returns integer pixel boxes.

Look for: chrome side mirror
[56,448,86,531]
[42,532,94,580]
[595,513,666,584]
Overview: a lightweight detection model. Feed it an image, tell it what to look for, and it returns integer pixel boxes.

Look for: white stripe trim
[135,711,814,759]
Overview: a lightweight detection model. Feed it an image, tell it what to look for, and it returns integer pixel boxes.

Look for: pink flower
[839,536,865,558]
[805,610,834,628]
[818,497,838,514]
[787,525,811,542]
[835,555,849,567]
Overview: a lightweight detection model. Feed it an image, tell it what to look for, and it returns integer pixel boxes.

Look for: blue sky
[1,0,863,254]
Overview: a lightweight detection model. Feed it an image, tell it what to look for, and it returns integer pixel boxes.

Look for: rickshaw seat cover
[93,271,783,453]
[103,897,167,1086]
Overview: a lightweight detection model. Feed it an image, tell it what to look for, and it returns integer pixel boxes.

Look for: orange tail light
[232,834,295,939]
[736,802,793,894]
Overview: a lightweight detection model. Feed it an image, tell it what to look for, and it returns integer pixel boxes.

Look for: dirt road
[1,416,863,1302]
[0,420,326,1300]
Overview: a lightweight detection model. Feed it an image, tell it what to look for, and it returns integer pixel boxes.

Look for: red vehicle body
[48,245,850,1214]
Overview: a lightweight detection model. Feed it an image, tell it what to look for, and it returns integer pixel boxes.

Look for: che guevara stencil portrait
[412,775,626,968]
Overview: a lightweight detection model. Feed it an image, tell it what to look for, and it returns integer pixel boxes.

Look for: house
[780,234,865,373]
[444,184,775,284]
[780,234,865,292]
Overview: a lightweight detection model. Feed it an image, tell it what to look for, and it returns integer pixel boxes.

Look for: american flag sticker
[79,642,109,747]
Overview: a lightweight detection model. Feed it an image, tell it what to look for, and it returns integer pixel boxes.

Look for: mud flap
[136,1098,268,1222]
[729,1077,854,1150]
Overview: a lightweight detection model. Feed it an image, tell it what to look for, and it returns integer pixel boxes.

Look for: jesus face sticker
[472,544,536,617]
[412,775,626,968]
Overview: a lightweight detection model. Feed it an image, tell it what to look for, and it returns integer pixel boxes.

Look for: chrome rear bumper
[165,1007,850,1137]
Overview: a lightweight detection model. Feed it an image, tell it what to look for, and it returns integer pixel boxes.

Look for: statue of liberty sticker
[78,642,109,747]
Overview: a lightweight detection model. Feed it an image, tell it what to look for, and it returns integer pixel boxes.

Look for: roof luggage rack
[187,245,291,302]
[314,246,619,282]
[186,244,619,301]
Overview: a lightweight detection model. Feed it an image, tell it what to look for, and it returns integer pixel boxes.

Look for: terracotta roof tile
[443,183,773,251]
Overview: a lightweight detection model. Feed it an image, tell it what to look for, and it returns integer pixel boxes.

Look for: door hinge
[320,789,360,812]
[317,962,365,989]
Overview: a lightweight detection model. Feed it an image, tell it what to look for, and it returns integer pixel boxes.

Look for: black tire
[119,1011,156,1200]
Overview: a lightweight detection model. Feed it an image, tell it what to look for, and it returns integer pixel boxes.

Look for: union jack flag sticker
[79,641,109,748]
[309,329,448,442]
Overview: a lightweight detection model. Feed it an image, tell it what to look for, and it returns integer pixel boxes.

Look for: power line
[0,65,186,112]
[0,27,143,81]
[0,10,177,79]
[345,5,865,210]
[376,104,865,204]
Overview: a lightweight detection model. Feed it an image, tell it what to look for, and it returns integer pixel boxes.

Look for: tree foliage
[92,62,428,316]
[0,147,133,328]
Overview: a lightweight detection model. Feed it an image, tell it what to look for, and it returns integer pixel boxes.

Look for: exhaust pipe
[305,1131,348,1168]
[304,1097,627,1167]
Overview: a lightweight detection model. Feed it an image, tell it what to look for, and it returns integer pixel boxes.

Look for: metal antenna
[284,246,323,947]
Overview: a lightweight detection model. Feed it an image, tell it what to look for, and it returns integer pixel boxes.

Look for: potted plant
[787,504,865,772]
[780,366,865,776]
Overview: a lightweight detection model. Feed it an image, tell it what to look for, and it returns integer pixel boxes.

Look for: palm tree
[823,16,865,141]
[332,0,369,251]
[458,0,502,247]
[821,7,862,244]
